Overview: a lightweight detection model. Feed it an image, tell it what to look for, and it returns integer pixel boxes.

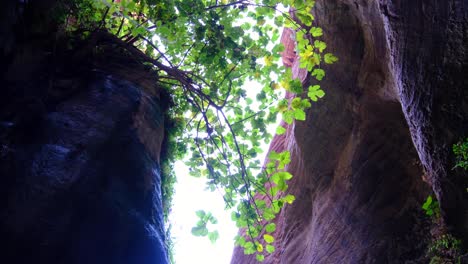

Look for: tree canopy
[66,0,336,261]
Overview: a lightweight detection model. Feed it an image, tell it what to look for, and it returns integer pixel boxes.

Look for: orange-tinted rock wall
[232,0,468,263]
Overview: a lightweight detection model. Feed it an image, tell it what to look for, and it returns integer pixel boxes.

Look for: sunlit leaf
[276,126,287,135]
[257,243,264,252]
[311,69,325,81]
[310,27,323,37]
[256,254,265,262]
[265,223,276,233]
[308,85,325,101]
[324,53,338,64]
[266,245,275,254]
[264,234,275,243]
[283,194,296,204]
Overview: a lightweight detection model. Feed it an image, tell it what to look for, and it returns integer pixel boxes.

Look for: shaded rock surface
[0,1,168,263]
[232,0,468,263]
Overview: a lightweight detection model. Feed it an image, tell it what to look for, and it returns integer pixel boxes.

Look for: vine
[63,0,336,261]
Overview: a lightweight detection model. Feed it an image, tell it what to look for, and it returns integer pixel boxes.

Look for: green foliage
[429,234,462,253]
[160,92,187,221]
[164,224,176,264]
[66,0,337,261]
[428,234,462,264]
[159,89,187,263]
[453,138,468,170]
[422,195,440,218]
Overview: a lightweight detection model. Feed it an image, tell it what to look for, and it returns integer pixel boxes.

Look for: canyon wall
[0,1,168,263]
[232,0,468,263]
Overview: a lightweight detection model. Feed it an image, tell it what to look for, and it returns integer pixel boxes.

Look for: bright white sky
[169,80,282,264]
[170,161,238,264]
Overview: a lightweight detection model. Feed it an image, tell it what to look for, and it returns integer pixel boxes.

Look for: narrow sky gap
[168,3,288,263]
[169,80,282,263]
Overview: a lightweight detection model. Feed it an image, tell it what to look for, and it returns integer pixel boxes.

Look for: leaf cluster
[453,138,468,170]
[191,210,220,243]
[427,234,462,264]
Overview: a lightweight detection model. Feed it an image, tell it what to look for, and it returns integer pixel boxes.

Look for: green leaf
[277,99,289,112]
[422,196,433,210]
[283,194,296,204]
[301,99,312,109]
[266,245,276,254]
[294,108,306,121]
[310,27,323,37]
[291,97,302,109]
[308,85,325,101]
[281,170,293,180]
[272,200,283,213]
[314,40,327,52]
[269,186,279,197]
[257,243,264,252]
[282,110,294,125]
[195,210,206,218]
[268,151,280,161]
[277,180,288,191]
[264,234,275,243]
[271,171,293,184]
[256,254,265,262]
[276,126,286,135]
[263,207,276,221]
[324,53,338,64]
[231,211,240,221]
[296,10,314,27]
[235,235,246,246]
[244,242,256,255]
[244,248,256,255]
[289,79,303,94]
[191,226,208,236]
[265,223,276,233]
[255,199,267,209]
[131,26,146,37]
[207,213,218,224]
[208,231,219,243]
[311,69,326,81]
[278,151,291,169]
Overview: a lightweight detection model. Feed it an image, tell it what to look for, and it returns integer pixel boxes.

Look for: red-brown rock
[232,0,468,263]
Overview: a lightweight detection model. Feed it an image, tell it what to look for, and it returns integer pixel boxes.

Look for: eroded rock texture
[232,0,468,263]
[0,1,168,263]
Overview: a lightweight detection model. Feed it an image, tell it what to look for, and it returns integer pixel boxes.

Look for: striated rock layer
[232,0,468,263]
[0,1,168,263]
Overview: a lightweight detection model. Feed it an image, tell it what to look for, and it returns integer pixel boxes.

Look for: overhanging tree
[65,0,336,261]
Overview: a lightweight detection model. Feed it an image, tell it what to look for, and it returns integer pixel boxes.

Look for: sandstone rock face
[232,0,468,263]
[0,2,168,263]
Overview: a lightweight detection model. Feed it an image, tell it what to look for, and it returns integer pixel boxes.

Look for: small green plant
[453,138,468,170]
[428,234,462,264]
[425,139,467,264]
[422,195,440,218]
